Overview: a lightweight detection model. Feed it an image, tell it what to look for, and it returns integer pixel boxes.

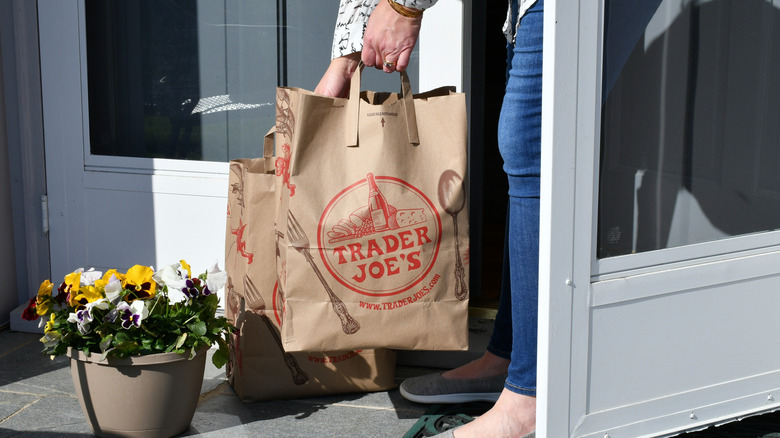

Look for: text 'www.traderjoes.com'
[359,274,441,311]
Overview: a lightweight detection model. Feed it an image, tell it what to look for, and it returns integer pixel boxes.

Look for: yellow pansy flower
[69,285,105,308]
[64,270,81,294]
[40,329,60,348]
[180,259,192,279]
[123,265,157,301]
[35,280,54,316]
[44,313,56,333]
[94,269,124,289]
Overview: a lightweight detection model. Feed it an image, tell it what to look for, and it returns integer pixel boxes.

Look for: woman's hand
[314,53,362,98]
[362,0,422,73]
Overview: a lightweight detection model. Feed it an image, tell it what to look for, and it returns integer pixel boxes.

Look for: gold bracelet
[386,0,423,18]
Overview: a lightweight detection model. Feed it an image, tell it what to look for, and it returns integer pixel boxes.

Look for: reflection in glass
[598,0,780,257]
[84,0,418,163]
[85,0,277,161]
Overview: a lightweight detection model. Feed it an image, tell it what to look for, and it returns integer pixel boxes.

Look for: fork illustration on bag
[287,210,361,335]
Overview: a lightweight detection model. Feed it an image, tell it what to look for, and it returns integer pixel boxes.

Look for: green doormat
[403,402,493,438]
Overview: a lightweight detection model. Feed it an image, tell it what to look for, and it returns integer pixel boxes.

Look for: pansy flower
[60,270,82,305]
[102,274,124,304]
[69,285,105,308]
[53,282,70,306]
[21,280,55,321]
[63,269,82,293]
[79,268,103,286]
[205,262,227,295]
[176,260,203,299]
[21,298,39,321]
[35,280,54,316]
[40,330,61,350]
[153,263,187,302]
[182,278,202,298]
[64,268,103,307]
[122,265,156,301]
[67,298,108,334]
[44,313,57,333]
[94,269,124,290]
[96,270,124,304]
[180,259,192,280]
[114,300,148,329]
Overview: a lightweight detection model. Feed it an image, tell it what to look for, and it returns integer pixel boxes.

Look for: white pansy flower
[205,262,228,293]
[80,268,103,286]
[104,274,123,304]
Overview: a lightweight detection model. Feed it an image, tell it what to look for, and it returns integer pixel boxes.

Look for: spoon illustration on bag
[438,170,468,301]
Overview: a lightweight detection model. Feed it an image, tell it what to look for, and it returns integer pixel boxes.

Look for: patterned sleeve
[331,0,439,59]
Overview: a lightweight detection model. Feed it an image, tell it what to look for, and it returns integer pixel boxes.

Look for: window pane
[85,0,417,163]
[598,0,780,257]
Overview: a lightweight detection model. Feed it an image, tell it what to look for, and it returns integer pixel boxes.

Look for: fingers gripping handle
[346,62,420,148]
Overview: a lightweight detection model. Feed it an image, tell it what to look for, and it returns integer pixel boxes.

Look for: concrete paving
[0,330,432,437]
[7,326,780,438]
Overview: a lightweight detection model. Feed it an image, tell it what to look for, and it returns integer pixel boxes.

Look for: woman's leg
[453,0,543,435]
[400,0,543,419]
[441,224,513,381]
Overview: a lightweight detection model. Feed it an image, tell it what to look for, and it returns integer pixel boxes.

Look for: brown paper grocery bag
[275,66,470,352]
[225,133,397,402]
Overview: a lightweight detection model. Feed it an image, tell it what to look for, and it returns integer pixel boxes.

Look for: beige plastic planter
[68,347,208,438]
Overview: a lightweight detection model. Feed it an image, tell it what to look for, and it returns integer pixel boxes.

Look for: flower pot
[68,347,208,438]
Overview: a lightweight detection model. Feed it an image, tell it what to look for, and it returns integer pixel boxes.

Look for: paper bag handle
[263,126,275,173]
[346,62,420,148]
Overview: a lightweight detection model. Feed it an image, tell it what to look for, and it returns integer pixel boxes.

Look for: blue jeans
[486,0,543,397]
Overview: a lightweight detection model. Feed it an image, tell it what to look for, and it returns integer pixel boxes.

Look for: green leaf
[100,348,113,362]
[99,334,113,352]
[114,331,130,343]
[188,321,207,337]
[175,333,188,349]
[212,348,229,369]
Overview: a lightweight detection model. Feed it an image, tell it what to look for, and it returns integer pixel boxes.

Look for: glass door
[539,0,780,436]
[598,0,780,263]
[38,0,434,281]
[83,0,278,164]
[40,0,299,280]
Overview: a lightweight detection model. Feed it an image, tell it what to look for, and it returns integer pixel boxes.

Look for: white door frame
[539,1,780,437]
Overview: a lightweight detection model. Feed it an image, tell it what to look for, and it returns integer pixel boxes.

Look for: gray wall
[1,0,50,328]
[0,25,18,326]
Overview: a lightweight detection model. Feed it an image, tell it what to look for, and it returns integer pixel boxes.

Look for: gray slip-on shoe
[399,372,507,404]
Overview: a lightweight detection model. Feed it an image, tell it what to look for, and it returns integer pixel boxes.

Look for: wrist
[331,53,361,75]
[386,0,423,18]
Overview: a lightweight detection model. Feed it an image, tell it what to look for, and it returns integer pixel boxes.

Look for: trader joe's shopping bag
[275,67,469,352]
[225,132,397,402]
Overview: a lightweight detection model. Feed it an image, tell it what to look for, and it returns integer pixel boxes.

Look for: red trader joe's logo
[317,174,441,297]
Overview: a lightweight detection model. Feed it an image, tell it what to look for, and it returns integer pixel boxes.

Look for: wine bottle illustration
[366,173,391,232]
